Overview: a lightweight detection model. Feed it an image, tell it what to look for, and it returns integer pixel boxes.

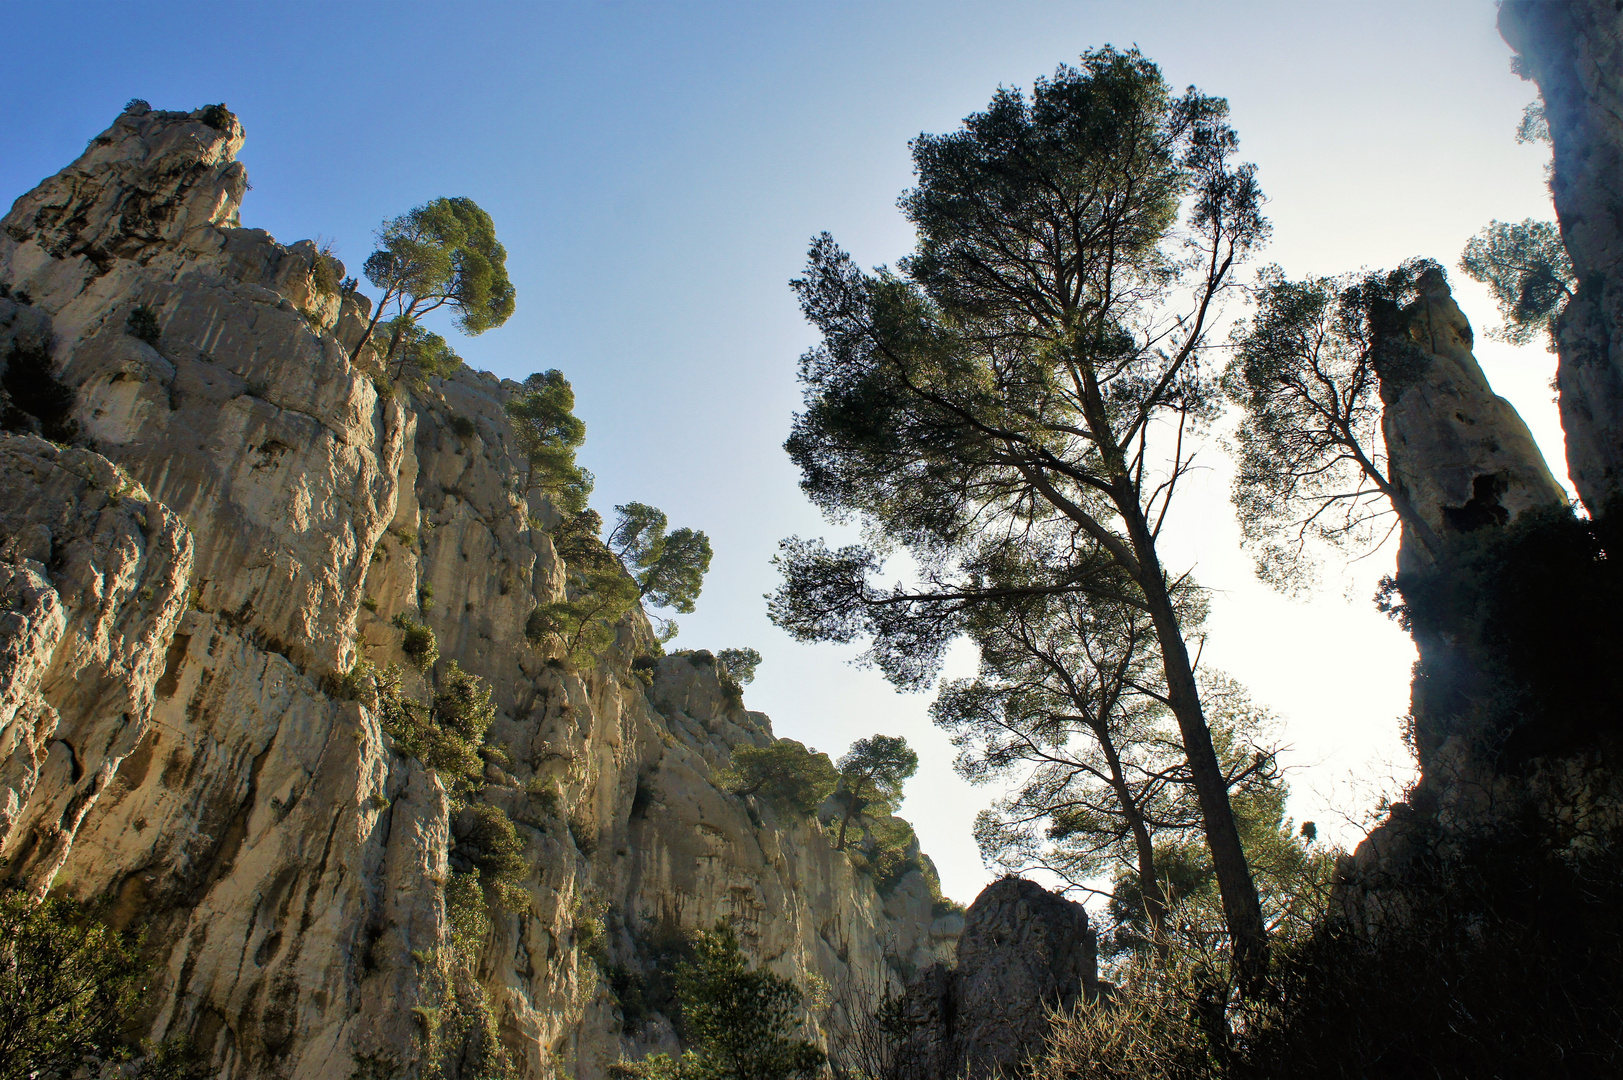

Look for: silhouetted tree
[1223,261,1445,590]
[769,48,1272,986]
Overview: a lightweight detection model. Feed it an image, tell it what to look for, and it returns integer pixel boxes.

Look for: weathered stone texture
[896,877,1096,1080]
[0,105,950,1079]
[1381,269,1566,573]
[1500,1,1623,511]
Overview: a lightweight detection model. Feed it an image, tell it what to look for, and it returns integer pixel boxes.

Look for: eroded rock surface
[1500,1,1623,512]
[0,104,952,1079]
[896,877,1096,1080]
[1380,268,1566,572]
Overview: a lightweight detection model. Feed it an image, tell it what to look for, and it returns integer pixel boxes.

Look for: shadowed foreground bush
[1031,820,1623,1080]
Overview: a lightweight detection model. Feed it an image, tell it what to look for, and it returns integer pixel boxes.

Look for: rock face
[1380,268,1567,575]
[1500,1,1623,513]
[1341,267,1583,925]
[0,104,953,1079]
[895,877,1096,1080]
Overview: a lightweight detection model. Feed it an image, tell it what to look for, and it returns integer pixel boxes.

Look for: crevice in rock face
[1,337,78,443]
[1442,473,1512,533]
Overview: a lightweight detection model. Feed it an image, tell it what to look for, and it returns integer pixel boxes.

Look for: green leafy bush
[372,661,493,798]
[612,924,824,1080]
[0,887,142,1080]
[0,886,206,1080]
[198,103,234,131]
[393,613,439,670]
[453,803,528,912]
[719,740,837,819]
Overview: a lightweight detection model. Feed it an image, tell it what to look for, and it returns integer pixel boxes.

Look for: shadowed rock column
[1500,1,1623,513]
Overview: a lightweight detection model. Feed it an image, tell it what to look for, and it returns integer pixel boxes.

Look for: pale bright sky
[1,0,1562,904]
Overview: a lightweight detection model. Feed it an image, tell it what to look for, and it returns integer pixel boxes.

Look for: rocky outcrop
[1340,266,1596,929]
[0,104,951,1079]
[0,434,192,885]
[1380,268,1566,573]
[895,877,1096,1080]
[1500,1,1623,513]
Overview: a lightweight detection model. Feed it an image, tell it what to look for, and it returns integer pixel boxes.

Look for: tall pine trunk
[1121,494,1269,992]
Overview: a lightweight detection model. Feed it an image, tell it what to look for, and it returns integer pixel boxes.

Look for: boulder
[896,876,1097,1079]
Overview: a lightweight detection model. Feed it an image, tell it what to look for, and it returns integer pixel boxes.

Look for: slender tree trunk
[836,782,863,851]
[1119,493,1270,993]
[1091,718,1169,955]
[349,289,390,364]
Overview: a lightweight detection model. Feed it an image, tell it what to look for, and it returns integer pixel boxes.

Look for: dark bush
[1235,821,1623,1080]
[2,337,77,444]
[449,414,478,438]
[198,104,234,131]
[1381,504,1623,764]
[126,305,161,345]
[392,613,439,670]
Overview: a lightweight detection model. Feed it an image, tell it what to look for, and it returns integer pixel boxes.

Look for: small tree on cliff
[613,924,825,1080]
[768,48,1273,986]
[528,511,643,664]
[506,369,594,515]
[721,740,839,818]
[717,648,763,685]
[350,197,516,373]
[832,735,917,851]
[608,502,714,639]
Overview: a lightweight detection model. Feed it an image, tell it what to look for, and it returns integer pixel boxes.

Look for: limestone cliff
[1340,266,1604,927]
[1500,0,1623,513]
[0,104,955,1079]
[1379,268,1567,576]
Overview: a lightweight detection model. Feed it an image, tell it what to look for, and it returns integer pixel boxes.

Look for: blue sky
[3,0,1560,902]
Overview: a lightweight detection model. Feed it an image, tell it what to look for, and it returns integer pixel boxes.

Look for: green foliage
[449,414,478,439]
[198,103,234,131]
[133,1036,212,1080]
[452,803,529,912]
[377,316,463,384]
[393,613,440,670]
[832,735,917,851]
[310,244,341,297]
[506,370,593,514]
[719,740,838,818]
[1224,259,1448,591]
[616,924,824,1080]
[609,502,714,629]
[353,196,516,371]
[766,48,1272,977]
[373,660,494,797]
[1459,218,1573,347]
[0,886,143,1080]
[444,871,490,961]
[528,570,642,666]
[716,648,762,685]
[126,304,162,345]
